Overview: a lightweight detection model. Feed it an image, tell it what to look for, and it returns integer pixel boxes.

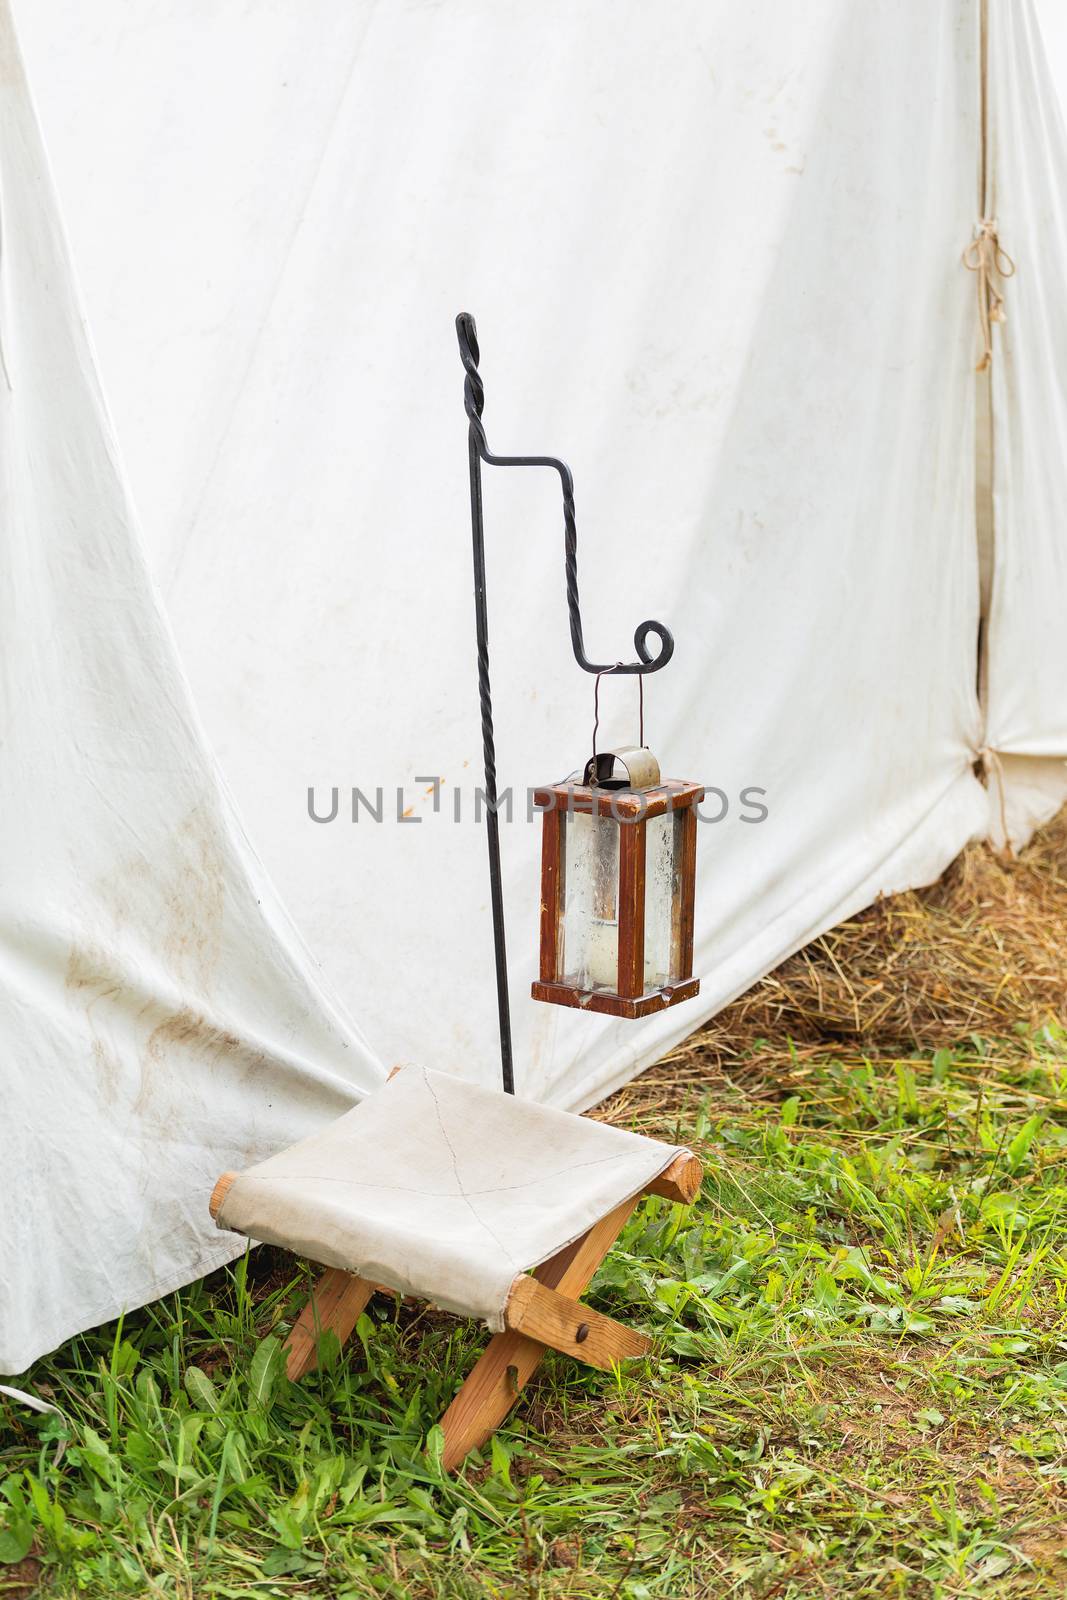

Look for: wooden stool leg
[284,1267,376,1380]
[438,1196,637,1471]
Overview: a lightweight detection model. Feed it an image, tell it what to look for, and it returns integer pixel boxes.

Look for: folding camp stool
[210,1064,701,1470]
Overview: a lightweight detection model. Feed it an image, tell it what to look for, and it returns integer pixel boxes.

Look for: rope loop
[977,744,1013,857]
[963,219,1016,371]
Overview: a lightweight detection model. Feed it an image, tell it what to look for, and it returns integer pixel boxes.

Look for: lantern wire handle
[456,311,674,1095]
[591,669,611,779]
[590,667,644,779]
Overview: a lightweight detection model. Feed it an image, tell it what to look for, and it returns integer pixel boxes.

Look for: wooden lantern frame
[532,776,704,1018]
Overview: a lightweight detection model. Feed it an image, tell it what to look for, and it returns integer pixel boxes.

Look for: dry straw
[604,812,1067,1127]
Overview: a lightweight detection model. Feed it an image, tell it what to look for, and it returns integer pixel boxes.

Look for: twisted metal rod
[463,356,513,1094]
[456,312,675,1095]
[456,313,674,677]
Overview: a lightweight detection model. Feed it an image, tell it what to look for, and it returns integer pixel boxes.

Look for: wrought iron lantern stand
[457,313,700,1094]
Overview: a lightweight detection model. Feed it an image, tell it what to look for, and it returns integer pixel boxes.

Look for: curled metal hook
[456,312,674,676]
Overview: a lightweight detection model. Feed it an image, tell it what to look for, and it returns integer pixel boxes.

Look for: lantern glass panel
[643,809,684,989]
[560,809,620,991]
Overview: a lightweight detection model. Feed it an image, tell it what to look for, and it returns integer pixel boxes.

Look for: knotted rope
[977,745,1013,856]
[963,219,1015,372]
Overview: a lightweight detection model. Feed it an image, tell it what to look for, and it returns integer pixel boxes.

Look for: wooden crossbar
[645,1151,702,1205]
[504,1275,651,1369]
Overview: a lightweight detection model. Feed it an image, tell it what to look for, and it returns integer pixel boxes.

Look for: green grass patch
[4,1029,1067,1597]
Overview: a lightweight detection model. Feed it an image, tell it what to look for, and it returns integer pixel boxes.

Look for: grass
[4,1017,1067,1597]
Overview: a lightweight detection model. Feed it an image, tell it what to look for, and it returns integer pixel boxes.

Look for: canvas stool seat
[210,1064,701,1469]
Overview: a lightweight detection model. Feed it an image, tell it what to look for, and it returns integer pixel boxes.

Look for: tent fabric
[20,0,989,1116]
[3,0,1067,1367]
[0,4,383,1375]
[982,0,1067,845]
[216,1065,687,1330]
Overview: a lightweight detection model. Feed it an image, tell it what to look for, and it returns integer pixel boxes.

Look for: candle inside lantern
[560,809,620,990]
[643,809,684,989]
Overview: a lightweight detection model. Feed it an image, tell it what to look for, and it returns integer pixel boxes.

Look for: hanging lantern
[532,746,702,1018]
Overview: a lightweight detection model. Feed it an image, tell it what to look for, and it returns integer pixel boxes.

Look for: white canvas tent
[2,0,1066,1371]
